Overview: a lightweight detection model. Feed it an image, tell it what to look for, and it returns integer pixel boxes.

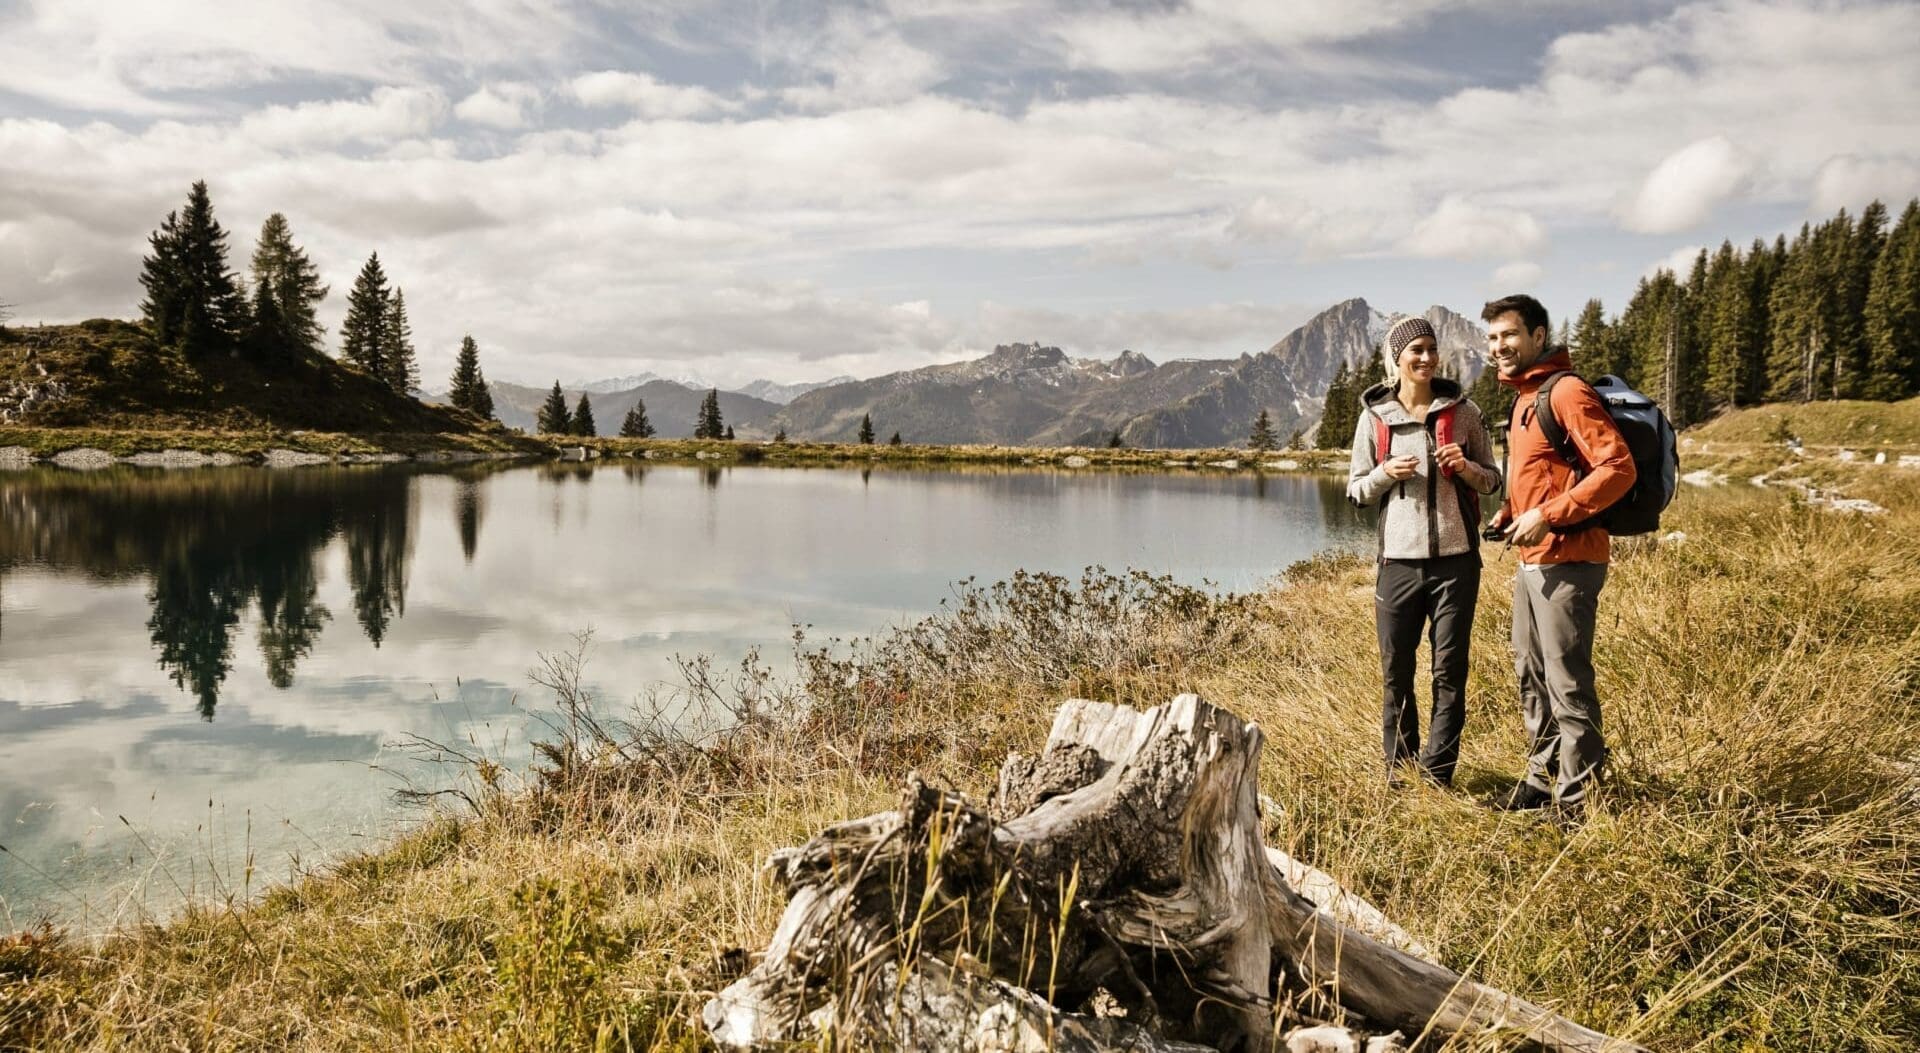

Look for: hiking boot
[1489,782,1551,812]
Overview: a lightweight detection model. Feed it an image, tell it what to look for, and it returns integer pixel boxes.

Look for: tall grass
[2,462,1916,1050]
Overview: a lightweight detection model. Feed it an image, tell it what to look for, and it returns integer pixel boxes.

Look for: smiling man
[1482,293,1636,824]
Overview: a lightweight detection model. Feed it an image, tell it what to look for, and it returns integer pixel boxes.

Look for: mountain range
[430,298,1485,445]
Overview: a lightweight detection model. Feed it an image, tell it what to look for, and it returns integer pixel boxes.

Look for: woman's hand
[1382,454,1420,481]
[1435,442,1468,474]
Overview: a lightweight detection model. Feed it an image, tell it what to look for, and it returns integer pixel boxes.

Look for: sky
[1,0,1917,390]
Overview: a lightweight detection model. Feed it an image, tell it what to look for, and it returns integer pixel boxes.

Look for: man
[1482,294,1636,822]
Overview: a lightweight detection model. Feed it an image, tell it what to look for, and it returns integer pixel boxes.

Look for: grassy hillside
[1688,395,1920,449]
[3,443,1915,1050]
[0,320,500,437]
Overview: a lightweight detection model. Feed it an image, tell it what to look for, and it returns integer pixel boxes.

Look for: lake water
[0,461,1370,928]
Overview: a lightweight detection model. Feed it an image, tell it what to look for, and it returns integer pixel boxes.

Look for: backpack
[1523,372,1678,537]
[1372,402,1484,549]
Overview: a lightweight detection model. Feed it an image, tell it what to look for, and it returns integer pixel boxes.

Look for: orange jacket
[1498,352,1638,564]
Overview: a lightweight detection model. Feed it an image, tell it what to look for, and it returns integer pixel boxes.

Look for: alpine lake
[0,459,1372,927]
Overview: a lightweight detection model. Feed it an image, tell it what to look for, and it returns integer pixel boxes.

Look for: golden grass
[3,457,1918,1051]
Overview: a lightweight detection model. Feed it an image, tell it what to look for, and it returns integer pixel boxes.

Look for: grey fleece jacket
[1346,378,1501,560]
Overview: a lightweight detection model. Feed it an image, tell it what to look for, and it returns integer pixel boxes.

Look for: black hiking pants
[1374,552,1480,784]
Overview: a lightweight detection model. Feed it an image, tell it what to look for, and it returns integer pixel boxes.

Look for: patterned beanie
[1381,315,1437,383]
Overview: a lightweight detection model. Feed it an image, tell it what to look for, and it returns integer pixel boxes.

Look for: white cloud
[1490,261,1544,290]
[238,87,447,149]
[1644,245,1707,280]
[569,71,736,119]
[1623,136,1754,234]
[1811,155,1920,212]
[1401,198,1546,261]
[454,83,541,129]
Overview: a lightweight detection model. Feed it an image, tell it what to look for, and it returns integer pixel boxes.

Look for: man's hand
[1381,454,1420,481]
[1435,442,1468,475]
[1505,507,1550,546]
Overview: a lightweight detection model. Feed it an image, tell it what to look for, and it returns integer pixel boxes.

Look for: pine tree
[1864,198,1920,400]
[340,253,390,378]
[1767,222,1836,402]
[1739,237,1782,403]
[858,413,875,444]
[571,393,597,436]
[620,400,656,438]
[1839,200,1888,398]
[1619,269,1701,422]
[1286,428,1305,451]
[472,367,494,420]
[773,424,788,443]
[695,389,724,439]
[377,288,417,394]
[888,430,901,445]
[1106,431,1123,448]
[724,424,735,441]
[1702,241,1749,412]
[139,181,248,357]
[247,212,327,360]
[1569,299,1610,372]
[1318,358,1361,450]
[1465,362,1514,428]
[448,335,486,412]
[537,381,571,434]
[1248,408,1277,452]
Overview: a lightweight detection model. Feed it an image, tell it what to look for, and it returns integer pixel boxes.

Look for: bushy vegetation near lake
[3,449,1917,1050]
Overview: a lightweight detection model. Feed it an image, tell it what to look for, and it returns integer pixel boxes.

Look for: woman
[1346,315,1502,787]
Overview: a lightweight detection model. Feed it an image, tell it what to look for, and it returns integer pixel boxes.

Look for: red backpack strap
[1434,403,1458,477]
[1372,415,1390,465]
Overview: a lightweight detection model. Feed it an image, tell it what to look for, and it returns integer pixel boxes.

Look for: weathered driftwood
[703,695,1645,1052]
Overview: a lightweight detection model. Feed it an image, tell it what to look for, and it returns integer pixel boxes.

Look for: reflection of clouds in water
[0,462,1369,923]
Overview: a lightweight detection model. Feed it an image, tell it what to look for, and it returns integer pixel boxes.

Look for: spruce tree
[139,181,248,358]
[1839,201,1888,397]
[380,288,418,394]
[1248,408,1277,452]
[858,413,875,444]
[340,253,390,378]
[888,430,901,445]
[571,393,597,436]
[1739,237,1781,403]
[1318,358,1361,450]
[773,424,788,443]
[1864,198,1920,400]
[472,367,495,421]
[248,212,328,360]
[448,335,486,412]
[1702,241,1749,412]
[1107,431,1123,448]
[1569,299,1610,372]
[724,424,735,440]
[537,381,571,434]
[1465,362,1514,428]
[1766,221,1839,402]
[695,389,724,439]
[620,400,656,438]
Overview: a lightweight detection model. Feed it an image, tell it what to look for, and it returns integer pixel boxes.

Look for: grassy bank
[3,456,1918,1049]
[576,435,1349,472]
[0,424,547,461]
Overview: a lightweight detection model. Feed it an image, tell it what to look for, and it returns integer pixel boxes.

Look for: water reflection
[0,466,448,716]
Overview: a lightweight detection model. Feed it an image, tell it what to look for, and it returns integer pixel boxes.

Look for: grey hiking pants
[1374,552,1480,784]
[1513,561,1608,804]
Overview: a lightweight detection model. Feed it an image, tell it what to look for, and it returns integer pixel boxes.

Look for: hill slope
[0,320,497,436]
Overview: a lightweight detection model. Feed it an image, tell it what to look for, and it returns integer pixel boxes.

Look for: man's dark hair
[1481,294,1550,340]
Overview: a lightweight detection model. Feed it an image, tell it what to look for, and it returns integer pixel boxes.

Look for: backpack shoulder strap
[1373,414,1390,465]
[1433,403,1458,477]
[1533,371,1583,468]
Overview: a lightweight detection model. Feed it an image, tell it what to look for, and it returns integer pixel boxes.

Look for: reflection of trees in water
[0,466,429,719]
[455,479,484,563]
[704,466,722,489]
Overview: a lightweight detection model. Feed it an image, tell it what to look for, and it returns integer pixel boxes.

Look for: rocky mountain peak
[1111,349,1156,376]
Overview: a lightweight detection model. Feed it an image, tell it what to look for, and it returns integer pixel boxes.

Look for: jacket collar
[1497,349,1574,391]
[1362,376,1463,425]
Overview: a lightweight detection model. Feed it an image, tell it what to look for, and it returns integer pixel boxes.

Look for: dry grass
[3,459,1918,1050]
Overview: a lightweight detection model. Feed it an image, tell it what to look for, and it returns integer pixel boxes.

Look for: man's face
[1487,311,1547,378]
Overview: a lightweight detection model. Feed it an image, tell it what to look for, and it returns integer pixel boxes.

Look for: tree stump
[703,695,1644,1052]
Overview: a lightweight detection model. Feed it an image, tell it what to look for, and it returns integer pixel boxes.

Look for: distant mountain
[768,299,1485,448]
[738,376,858,405]
[430,379,780,437]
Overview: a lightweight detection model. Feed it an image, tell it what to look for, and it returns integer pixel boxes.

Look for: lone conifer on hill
[620,400,655,438]
[1248,408,1276,452]
[140,180,249,359]
[572,393,597,437]
[537,381,571,434]
[858,413,875,444]
[448,336,491,417]
[339,253,390,379]
[247,212,328,361]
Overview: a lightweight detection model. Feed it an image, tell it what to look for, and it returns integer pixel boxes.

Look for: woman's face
[1398,335,1439,383]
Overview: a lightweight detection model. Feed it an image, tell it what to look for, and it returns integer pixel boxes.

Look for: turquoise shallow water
[0,461,1369,928]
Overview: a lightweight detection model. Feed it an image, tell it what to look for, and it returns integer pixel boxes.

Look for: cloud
[1401,197,1547,261]
[1623,136,1754,234]
[454,83,541,129]
[1811,155,1920,212]
[238,87,447,149]
[1490,261,1544,289]
[1644,244,1707,280]
[568,71,737,119]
